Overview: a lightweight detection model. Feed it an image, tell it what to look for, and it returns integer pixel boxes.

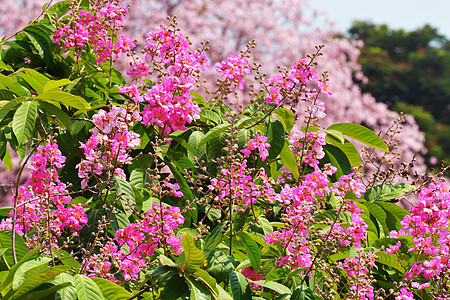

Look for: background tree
[348,21,450,165]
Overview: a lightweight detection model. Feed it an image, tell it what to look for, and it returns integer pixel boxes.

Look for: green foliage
[348,21,450,164]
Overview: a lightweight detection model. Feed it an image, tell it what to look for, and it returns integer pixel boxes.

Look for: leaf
[0,74,30,97]
[53,248,80,269]
[366,183,415,202]
[323,144,352,175]
[205,250,235,283]
[273,108,295,133]
[166,160,194,202]
[229,271,251,300]
[129,168,146,189]
[376,253,405,272]
[13,256,52,290]
[19,69,49,94]
[27,282,72,300]
[327,123,389,152]
[181,232,205,273]
[203,222,226,260]
[265,116,285,160]
[188,131,206,161]
[90,277,132,300]
[12,101,37,147]
[184,276,211,300]
[43,79,73,93]
[73,274,103,300]
[37,91,91,112]
[11,265,70,300]
[280,140,299,180]
[161,275,188,300]
[38,101,72,131]
[325,135,362,167]
[251,281,291,295]
[217,284,232,300]
[3,147,12,171]
[114,175,136,218]
[0,97,27,123]
[236,232,261,273]
[198,123,230,147]
[0,231,28,268]
[291,285,316,300]
[377,202,409,223]
[23,25,52,59]
[190,269,219,298]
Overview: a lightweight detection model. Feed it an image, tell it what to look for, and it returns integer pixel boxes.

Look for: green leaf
[0,74,30,97]
[3,147,12,171]
[190,269,219,298]
[37,91,91,112]
[325,135,362,167]
[273,108,295,133]
[23,25,52,59]
[181,232,205,273]
[19,69,49,94]
[129,168,146,189]
[90,277,132,300]
[0,97,27,123]
[13,256,52,290]
[38,101,72,131]
[114,175,136,218]
[205,250,235,283]
[12,101,37,147]
[43,79,73,93]
[323,144,352,175]
[251,280,291,295]
[229,271,251,300]
[166,160,195,202]
[198,123,230,148]
[53,248,80,270]
[280,140,299,180]
[291,285,316,300]
[377,202,409,223]
[366,183,415,202]
[327,123,389,152]
[376,253,405,272]
[265,117,285,160]
[73,274,103,300]
[236,232,261,273]
[11,265,70,300]
[188,131,206,161]
[161,275,188,300]
[184,276,211,300]
[217,284,232,300]
[203,222,226,260]
[27,282,72,300]
[0,231,28,268]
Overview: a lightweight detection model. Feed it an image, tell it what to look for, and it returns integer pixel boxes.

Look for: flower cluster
[215,53,251,90]
[241,134,270,161]
[121,25,210,136]
[240,267,263,290]
[0,143,88,247]
[76,106,141,188]
[86,202,184,281]
[209,161,276,208]
[289,130,326,168]
[54,0,134,63]
[266,171,332,269]
[332,201,368,248]
[338,251,376,300]
[263,58,331,107]
[388,181,450,297]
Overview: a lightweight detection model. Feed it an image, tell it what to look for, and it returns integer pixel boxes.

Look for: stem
[299,201,345,286]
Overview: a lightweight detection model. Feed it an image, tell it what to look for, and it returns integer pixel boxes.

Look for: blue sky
[311,0,450,38]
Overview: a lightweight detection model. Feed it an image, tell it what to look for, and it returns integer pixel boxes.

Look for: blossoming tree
[0,1,447,300]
